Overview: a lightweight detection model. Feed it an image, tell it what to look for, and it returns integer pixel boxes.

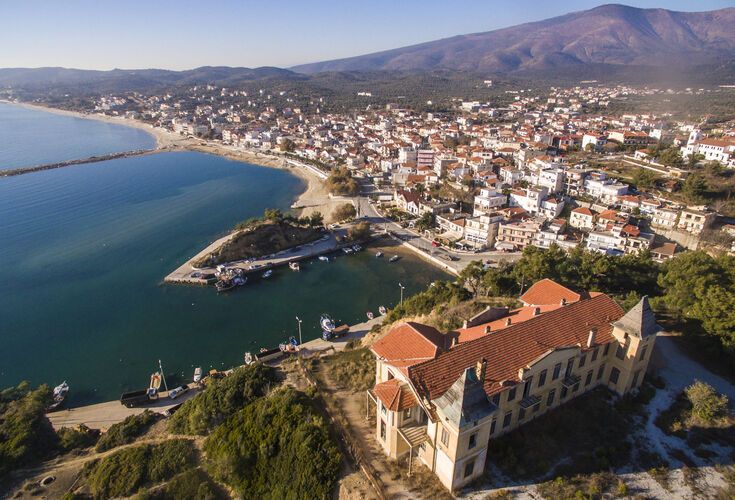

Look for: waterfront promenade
[46,315,384,431]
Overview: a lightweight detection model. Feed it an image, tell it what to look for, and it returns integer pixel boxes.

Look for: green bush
[387,280,470,322]
[168,363,276,435]
[323,348,375,392]
[204,388,341,499]
[57,424,99,451]
[0,382,58,476]
[144,468,224,500]
[95,410,159,452]
[85,439,196,498]
[685,381,729,425]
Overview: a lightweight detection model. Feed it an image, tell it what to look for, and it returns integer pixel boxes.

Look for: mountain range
[291,4,735,74]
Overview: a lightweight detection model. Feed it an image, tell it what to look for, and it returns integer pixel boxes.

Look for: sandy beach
[1,100,339,221]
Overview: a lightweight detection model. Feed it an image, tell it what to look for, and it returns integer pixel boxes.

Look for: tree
[263,208,284,223]
[657,251,723,317]
[308,211,324,227]
[657,147,683,167]
[685,381,728,424]
[459,261,485,298]
[512,245,565,289]
[279,138,295,152]
[690,285,735,354]
[681,174,708,203]
[632,168,657,189]
[333,203,357,222]
[326,166,359,196]
[347,222,371,241]
[415,212,435,232]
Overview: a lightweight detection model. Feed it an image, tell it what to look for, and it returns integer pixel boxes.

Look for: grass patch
[140,468,225,500]
[486,388,636,480]
[57,424,100,451]
[84,439,196,498]
[322,348,375,393]
[95,410,159,452]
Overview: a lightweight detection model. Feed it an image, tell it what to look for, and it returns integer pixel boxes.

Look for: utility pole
[399,282,405,305]
[295,316,303,346]
[158,359,168,392]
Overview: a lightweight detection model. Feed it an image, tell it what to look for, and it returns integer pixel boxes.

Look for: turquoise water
[0,102,155,169]
[0,151,448,405]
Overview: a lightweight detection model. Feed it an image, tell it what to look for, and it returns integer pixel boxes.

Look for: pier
[0,148,158,177]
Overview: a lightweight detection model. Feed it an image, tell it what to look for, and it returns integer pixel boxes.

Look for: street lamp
[295,316,303,346]
[398,282,405,305]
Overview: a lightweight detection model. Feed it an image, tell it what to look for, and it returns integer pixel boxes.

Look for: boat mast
[158,359,168,392]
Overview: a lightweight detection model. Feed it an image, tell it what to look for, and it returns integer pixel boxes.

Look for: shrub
[0,382,58,476]
[204,388,341,499]
[333,203,357,222]
[146,468,224,500]
[323,348,375,392]
[85,439,196,498]
[168,364,275,435]
[686,380,729,425]
[95,410,159,452]
[57,424,99,451]
[347,221,371,241]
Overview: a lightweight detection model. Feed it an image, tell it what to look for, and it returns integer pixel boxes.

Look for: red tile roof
[408,294,624,400]
[373,379,417,411]
[520,278,581,306]
[371,322,447,373]
[571,207,593,216]
[456,305,562,343]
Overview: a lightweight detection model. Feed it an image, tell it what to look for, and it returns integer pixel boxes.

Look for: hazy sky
[3,0,733,70]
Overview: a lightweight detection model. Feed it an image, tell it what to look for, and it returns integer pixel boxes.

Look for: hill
[291,4,735,74]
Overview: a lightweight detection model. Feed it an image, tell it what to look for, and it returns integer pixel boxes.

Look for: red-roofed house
[368,288,660,491]
[569,206,595,229]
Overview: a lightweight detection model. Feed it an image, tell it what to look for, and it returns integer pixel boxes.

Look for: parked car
[169,385,189,400]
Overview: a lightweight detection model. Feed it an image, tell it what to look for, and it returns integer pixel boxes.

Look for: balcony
[519,394,541,409]
[562,374,581,388]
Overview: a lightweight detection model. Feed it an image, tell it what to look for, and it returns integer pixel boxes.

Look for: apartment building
[496,219,542,250]
[569,207,595,229]
[473,188,507,216]
[463,213,504,249]
[369,281,660,492]
[677,208,715,235]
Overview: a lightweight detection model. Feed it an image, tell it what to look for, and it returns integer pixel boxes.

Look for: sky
[2,0,733,70]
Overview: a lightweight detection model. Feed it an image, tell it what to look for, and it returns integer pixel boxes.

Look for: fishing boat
[389,255,399,262]
[215,280,235,293]
[288,261,300,271]
[262,269,273,279]
[244,352,254,365]
[375,251,383,258]
[366,311,374,320]
[379,306,387,315]
[320,314,336,333]
[318,255,329,262]
[47,381,69,412]
[150,372,162,391]
[279,336,299,353]
[193,367,202,383]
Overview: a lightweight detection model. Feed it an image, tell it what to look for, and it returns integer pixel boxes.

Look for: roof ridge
[406,321,442,353]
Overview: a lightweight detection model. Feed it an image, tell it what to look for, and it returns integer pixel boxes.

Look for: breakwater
[0,148,158,177]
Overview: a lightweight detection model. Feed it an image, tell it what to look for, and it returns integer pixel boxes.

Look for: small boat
[318,255,329,262]
[379,306,387,315]
[244,352,254,365]
[216,280,235,293]
[389,255,399,262]
[320,314,336,333]
[233,276,247,286]
[47,381,69,412]
[342,247,353,254]
[366,311,374,320]
[289,262,300,271]
[262,270,273,279]
[322,330,333,341]
[279,336,299,353]
[352,244,362,252]
[375,252,383,258]
[193,367,202,383]
[150,372,162,391]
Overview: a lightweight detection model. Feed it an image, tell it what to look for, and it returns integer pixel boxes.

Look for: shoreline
[0,100,337,221]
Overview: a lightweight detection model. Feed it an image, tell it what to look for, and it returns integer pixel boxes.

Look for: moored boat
[289,261,300,271]
[389,255,399,262]
[215,279,235,293]
[244,352,254,365]
[352,244,362,252]
[320,314,336,333]
[379,305,387,315]
[193,367,202,383]
[318,255,329,262]
[366,311,374,320]
[262,269,273,279]
[47,381,69,412]
[342,247,353,254]
[375,251,383,258]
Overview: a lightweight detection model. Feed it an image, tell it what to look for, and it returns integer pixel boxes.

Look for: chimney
[475,358,487,382]
[484,325,492,334]
[560,297,567,306]
[587,328,597,348]
[462,320,468,329]
[518,367,527,380]
[533,307,541,316]
[505,318,512,326]
[451,336,458,348]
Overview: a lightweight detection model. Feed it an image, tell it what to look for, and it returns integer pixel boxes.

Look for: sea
[0,102,449,405]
